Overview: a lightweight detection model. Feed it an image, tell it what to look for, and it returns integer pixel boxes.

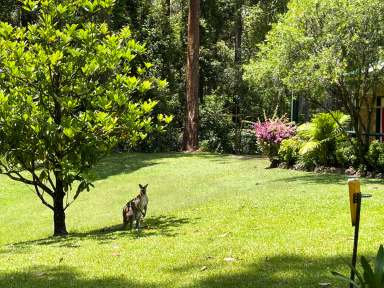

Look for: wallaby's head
[139,184,148,195]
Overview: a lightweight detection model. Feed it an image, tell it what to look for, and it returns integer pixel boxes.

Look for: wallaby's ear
[144,184,148,188]
[139,184,143,189]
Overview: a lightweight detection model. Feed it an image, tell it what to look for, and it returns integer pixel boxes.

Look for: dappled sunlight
[1,153,384,288]
[89,152,247,181]
[178,254,354,288]
[0,254,356,288]
[4,215,193,252]
[0,265,160,288]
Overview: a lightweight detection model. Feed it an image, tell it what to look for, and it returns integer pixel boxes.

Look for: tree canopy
[244,0,384,161]
[0,0,171,235]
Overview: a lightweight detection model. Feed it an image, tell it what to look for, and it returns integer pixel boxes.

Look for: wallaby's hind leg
[123,210,133,230]
[123,218,133,230]
[129,219,133,230]
[135,218,140,230]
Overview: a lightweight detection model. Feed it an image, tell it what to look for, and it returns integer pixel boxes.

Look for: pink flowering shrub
[254,116,296,164]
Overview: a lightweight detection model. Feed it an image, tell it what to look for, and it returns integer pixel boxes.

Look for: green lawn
[0,153,383,287]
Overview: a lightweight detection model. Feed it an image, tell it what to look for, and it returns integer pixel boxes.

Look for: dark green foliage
[298,150,317,171]
[277,112,384,173]
[199,94,235,153]
[110,0,186,151]
[297,112,350,167]
[1,0,291,156]
[109,0,289,153]
[236,128,259,155]
[198,94,260,154]
[332,245,384,288]
[0,0,18,23]
[278,138,300,166]
[336,140,358,168]
[245,0,384,164]
[367,141,384,173]
[0,0,170,235]
[277,111,352,169]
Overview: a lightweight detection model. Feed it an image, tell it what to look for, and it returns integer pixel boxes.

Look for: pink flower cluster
[254,118,296,145]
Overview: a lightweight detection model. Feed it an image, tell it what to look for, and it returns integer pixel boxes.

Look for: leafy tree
[108,0,289,153]
[197,0,289,152]
[245,0,384,163]
[109,0,185,152]
[0,0,170,236]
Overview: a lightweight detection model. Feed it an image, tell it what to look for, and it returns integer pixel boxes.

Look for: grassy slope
[0,152,383,288]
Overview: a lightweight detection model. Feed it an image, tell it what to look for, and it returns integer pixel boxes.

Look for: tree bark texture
[53,177,68,236]
[183,0,200,151]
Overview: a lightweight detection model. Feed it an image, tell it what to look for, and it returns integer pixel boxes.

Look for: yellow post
[348,178,360,226]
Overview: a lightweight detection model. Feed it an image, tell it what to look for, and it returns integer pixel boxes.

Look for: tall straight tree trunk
[182,0,200,151]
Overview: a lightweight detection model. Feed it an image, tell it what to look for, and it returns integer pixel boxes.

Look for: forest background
[0,0,291,155]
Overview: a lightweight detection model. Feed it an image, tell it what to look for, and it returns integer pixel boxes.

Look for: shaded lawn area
[0,152,383,287]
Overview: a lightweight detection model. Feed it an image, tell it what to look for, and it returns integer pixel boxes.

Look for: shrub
[278,138,300,166]
[336,140,358,168]
[367,140,384,172]
[297,150,317,171]
[332,244,384,288]
[238,129,260,155]
[132,126,182,153]
[253,115,296,165]
[199,94,260,154]
[297,111,350,167]
[199,94,234,153]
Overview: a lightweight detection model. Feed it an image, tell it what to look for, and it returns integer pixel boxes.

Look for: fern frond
[297,123,314,139]
[299,140,320,155]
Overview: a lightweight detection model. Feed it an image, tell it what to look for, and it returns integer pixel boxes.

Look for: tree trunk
[182,0,200,151]
[53,178,68,236]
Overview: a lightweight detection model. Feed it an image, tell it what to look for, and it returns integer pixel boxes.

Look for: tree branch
[33,183,54,210]
[29,170,54,197]
[4,171,35,185]
[15,156,55,198]
[47,173,56,192]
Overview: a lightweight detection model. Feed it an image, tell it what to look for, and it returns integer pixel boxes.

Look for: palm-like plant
[298,111,350,166]
[332,245,384,288]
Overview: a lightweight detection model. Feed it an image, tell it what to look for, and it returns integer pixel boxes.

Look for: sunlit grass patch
[1,152,383,287]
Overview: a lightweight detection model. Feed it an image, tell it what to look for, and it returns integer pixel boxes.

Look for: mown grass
[0,152,384,287]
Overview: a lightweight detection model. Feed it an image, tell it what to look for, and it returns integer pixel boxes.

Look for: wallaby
[122,184,149,230]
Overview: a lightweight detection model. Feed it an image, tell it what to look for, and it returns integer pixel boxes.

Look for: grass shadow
[270,172,348,185]
[91,152,182,181]
[180,254,366,288]
[5,215,192,251]
[91,152,237,181]
[270,170,384,186]
[0,254,375,288]
[0,265,159,288]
